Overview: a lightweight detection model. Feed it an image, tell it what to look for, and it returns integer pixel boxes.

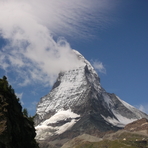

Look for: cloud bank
[0,0,115,86]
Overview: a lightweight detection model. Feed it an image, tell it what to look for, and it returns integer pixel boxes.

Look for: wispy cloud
[0,0,117,86]
[92,60,106,74]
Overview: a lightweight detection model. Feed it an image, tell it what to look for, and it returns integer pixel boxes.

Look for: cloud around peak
[0,0,116,86]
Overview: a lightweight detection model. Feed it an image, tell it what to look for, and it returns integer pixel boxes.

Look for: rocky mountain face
[0,76,39,148]
[34,50,148,148]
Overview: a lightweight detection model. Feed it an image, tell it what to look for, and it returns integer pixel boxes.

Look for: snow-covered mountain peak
[72,50,98,78]
[34,50,148,147]
[34,50,103,125]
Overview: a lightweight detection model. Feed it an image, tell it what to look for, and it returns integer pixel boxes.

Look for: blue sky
[0,0,148,115]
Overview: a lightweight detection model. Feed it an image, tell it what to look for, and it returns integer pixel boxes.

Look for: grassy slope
[64,132,148,148]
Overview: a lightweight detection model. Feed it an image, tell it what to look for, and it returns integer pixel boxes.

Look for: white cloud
[0,0,116,86]
[92,60,106,74]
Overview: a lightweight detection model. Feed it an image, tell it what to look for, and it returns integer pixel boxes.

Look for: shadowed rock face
[0,77,39,148]
[34,50,148,148]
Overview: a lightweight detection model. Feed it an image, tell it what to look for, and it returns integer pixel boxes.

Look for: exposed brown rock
[124,118,148,133]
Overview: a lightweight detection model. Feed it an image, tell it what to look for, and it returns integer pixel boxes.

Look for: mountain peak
[34,50,148,148]
[72,50,99,78]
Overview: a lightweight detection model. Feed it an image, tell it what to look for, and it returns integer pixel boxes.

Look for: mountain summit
[34,50,148,148]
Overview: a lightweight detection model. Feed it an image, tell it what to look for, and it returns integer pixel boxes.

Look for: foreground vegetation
[0,76,39,148]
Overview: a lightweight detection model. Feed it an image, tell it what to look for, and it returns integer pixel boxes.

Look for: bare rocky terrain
[62,118,148,148]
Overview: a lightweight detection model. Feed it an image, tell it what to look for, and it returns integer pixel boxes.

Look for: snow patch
[113,111,137,126]
[102,93,113,108]
[116,95,147,119]
[116,96,135,111]
[56,119,77,134]
[40,109,80,125]
[101,112,137,128]
[35,109,80,140]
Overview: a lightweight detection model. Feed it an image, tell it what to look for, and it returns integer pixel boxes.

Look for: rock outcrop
[124,118,148,133]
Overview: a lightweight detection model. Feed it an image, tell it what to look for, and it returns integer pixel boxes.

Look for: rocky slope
[62,132,148,148]
[62,118,148,148]
[34,50,148,148]
[124,118,148,133]
[0,76,39,148]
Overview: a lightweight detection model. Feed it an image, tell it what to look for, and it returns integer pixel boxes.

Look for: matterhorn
[34,50,148,148]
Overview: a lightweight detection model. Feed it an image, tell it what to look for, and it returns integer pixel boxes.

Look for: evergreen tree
[22,108,28,117]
